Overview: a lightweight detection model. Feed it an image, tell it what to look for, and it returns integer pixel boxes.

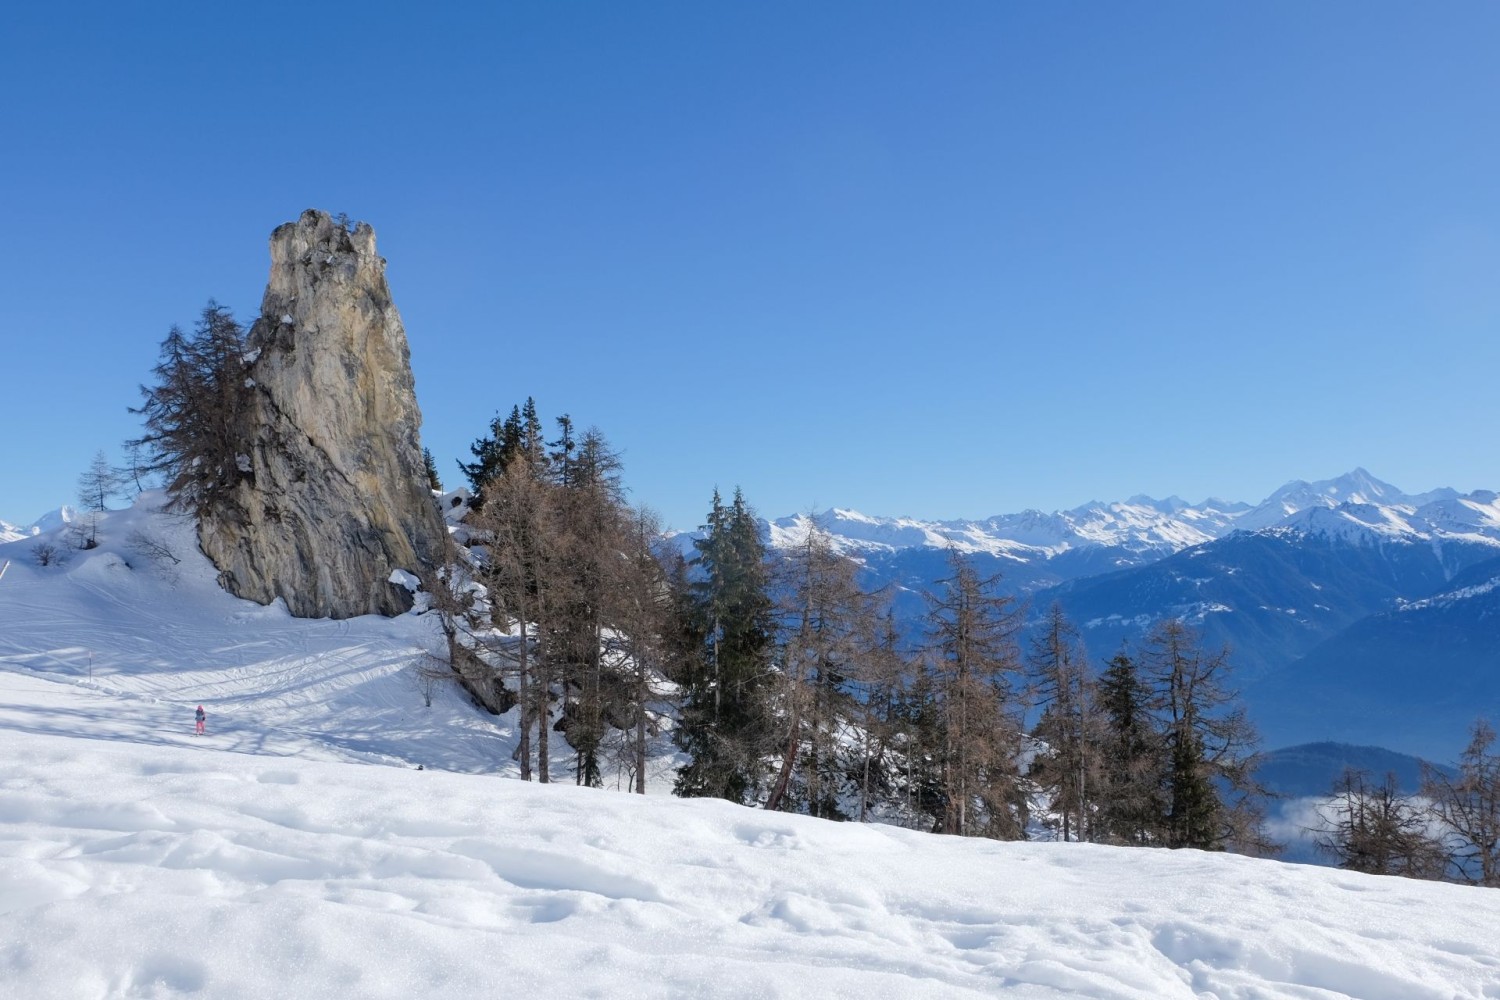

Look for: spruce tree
[520,397,545,467]
[548,414,576,487]
[674,488,774,803]
[459,404,522,500]
[459,397,548,505]
[1094,651,1162,845]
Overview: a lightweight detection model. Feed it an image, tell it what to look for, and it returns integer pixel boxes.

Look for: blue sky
[3,2,1498,531]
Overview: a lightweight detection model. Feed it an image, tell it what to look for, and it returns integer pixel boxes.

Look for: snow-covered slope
[0,492,682,787]
[1,507,74,544]
[6,672,1500,997]
[766,508,1053,561]
[1269,492,1500,550]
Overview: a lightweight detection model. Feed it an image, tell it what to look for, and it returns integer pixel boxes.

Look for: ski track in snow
[2,498,1500,997]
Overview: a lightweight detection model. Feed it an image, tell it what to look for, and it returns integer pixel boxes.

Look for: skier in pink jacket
[195,705,206,736]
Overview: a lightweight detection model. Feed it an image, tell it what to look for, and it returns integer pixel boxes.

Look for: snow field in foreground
[3,675,1500,1000]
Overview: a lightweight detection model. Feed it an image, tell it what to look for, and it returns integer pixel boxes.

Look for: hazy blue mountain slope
[1255,741,1448,799]
[1038,529,1497,679]
[1248,554,1500,757]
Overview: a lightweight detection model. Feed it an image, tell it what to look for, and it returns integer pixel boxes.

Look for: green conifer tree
[674,488,774,802]
[1094,651,1162,845]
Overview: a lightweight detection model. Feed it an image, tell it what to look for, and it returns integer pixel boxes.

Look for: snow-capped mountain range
[765,468,1500,576]
[756,470,1500,760]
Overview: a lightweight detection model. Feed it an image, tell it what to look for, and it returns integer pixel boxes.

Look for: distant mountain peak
[1124,494,1191,515]
[1235,469,1409,533]
[1327,467,1404,501]
[1269,468,1403,504]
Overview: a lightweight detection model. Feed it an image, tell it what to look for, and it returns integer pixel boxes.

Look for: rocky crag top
[199,210,446,618]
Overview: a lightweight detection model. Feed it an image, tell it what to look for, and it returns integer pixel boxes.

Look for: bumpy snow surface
[3,498,1500,998]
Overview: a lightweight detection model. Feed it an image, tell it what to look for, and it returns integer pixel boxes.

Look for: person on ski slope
[195,705,206,736]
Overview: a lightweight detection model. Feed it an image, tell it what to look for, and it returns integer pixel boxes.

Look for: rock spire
[198,210,446,618]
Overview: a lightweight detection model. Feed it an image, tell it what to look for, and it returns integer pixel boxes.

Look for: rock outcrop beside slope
[198,210,446,618]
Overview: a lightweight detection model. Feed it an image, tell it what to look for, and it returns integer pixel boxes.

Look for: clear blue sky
[3,2,1498,531]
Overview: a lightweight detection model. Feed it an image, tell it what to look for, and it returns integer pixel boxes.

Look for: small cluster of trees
[665,513,1268,848]
[1005,609,1267,850]
[1081,620,1266,851]
[30,443,178,573]
[442,412,1273,848]
[35,446,154,563]
[434,398,682,793]
[1316,720,1500,887]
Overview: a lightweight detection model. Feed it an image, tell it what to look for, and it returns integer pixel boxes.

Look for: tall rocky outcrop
[199,210,447,618]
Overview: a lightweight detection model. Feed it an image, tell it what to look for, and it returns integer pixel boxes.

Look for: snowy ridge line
[757,471,1500,570]
[1398,574,1500,612]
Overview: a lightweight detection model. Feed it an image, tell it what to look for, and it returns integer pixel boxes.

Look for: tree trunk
[764,692,800,812]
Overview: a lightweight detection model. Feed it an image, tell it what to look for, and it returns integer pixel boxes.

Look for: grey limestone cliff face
[199,210,447,618]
